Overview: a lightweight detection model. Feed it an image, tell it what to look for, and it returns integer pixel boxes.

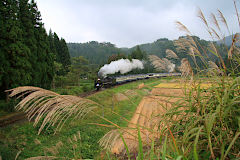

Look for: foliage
[97,2,240,159]
[0,0,64,100]
[0,78,159,159]
[7,86,98,134]
[68,41,122,65]
[0,0,32,99]
[133,4,240,160]
[52,56,97,90]
[108,53,127,64]
[49,32,71,76]
[129,45,147,60]
[0,99,17,113]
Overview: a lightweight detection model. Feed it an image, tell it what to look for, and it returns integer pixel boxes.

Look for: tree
[70,56,89,81]
[53,33,71,75]
[0,0,32,100]
[130,46,146,60]
[48,29,57,57]
[19,0,38,84]
[59,38,71,73]
[108,53,126,63]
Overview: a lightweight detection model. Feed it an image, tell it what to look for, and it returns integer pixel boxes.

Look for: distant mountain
[217,33,240,46]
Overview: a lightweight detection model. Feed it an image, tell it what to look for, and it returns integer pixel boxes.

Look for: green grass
[52,79,94,95]
[0,99,18,118]
[0,77,165,159]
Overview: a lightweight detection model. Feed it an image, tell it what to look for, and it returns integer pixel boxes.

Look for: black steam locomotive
[94,72,181,90]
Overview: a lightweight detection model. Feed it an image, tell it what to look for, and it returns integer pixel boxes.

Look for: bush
[0,99,17,113]
[82,85,90,92]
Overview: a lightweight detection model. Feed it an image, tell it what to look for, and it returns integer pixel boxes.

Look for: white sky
[36,0,239,48]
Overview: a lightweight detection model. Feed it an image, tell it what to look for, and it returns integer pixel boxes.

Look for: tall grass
[5,1,240,159]
[142,2,240,159]
[103,1,240,159]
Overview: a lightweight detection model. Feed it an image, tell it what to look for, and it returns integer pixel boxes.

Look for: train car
[96,72,181,90]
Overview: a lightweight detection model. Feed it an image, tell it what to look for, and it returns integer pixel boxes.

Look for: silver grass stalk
[179,58,193,78]
[6,86,99,134]
[166,49,179,59]
[208,61,223,75]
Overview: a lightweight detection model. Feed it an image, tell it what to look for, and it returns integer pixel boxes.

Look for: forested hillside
[0,0,70,99]
[68,41,122,65]
[127,38,176,58]
[68,36,227,69]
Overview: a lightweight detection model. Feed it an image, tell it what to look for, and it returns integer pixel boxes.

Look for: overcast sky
[36,0,239,48]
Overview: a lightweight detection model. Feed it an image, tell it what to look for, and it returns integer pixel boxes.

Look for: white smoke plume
[98,59,144,77]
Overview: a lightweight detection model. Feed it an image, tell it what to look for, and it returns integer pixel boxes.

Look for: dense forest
[67,36,228,71]
[0,0,71,99]
[68,41,122,65]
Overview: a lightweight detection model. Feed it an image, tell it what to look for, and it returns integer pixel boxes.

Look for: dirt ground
[111,85,186,154]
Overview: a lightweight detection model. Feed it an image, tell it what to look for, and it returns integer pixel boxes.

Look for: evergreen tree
[59,38,71,73]
[0,0,32,99]
[48,29,57,57]
[53,32,71,75]
[19,0,38,85]
[130,46,146,60]
[30,0,54,88]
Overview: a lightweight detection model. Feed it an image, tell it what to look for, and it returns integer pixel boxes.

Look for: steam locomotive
[94,72,181,90]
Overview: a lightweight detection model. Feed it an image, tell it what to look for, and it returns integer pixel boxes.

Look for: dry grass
[154,82,212,89]
[151,88,186,97]
[124,90,138,98]
[25,156,57,160]
[113,93,129,102]
[99,95,185,154]
[178,58,193,78]
[6,86,99,134]
[166,49,179,59]
[137,83,145,89]
[148,55,175,72]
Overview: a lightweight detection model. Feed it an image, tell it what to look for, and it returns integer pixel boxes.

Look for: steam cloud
[98,59,144,77]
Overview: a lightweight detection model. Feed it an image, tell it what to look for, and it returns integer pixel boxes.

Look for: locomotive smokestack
[98,59,144,77]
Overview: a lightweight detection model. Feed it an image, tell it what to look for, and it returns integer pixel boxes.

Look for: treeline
[68,41,122,65]
[48,30,71,76]
[68,37,228,72]
[0,0,70,99]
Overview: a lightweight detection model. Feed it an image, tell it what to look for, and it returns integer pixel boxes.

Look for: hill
[67,36,227,70]
[128,38,176,58]
[67,41,122,65]
[217,33,240,46]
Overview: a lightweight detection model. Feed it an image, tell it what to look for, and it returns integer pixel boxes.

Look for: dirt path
[111,87,185,154]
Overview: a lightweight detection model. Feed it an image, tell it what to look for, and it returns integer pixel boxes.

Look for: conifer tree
[0,0,32,99]
[48,29,57,56]
[52,32,71,75]
[59,38,71,73]
[19,0,38,85]
[30,0,54,88]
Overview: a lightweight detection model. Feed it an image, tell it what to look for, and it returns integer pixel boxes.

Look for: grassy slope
[0,78,169,159]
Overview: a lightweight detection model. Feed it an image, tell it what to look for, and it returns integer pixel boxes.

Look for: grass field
[0,77,167,159]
